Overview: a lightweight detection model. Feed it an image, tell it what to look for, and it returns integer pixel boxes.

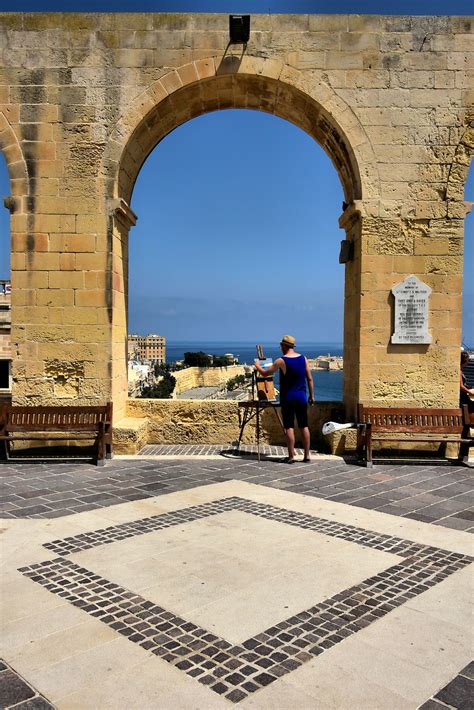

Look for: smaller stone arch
[0,112,28,201]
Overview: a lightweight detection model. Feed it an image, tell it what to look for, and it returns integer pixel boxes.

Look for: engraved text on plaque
[391,275,432,344]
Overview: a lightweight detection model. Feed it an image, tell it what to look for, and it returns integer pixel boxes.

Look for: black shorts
[281,401,308,429]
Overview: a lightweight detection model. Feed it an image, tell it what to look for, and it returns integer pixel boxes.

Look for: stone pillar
[108,199,136,421]
[354,205,465,413]
[9,119,112,407]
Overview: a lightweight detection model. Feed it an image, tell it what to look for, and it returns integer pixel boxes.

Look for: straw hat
[280,335,295,347]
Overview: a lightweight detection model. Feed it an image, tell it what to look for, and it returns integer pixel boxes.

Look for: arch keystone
[195,58,216,80]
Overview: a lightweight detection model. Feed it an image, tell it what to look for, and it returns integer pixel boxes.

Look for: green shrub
[141,372,176,399]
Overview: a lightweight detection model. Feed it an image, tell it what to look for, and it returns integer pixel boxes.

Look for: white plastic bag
[322,421,355,436]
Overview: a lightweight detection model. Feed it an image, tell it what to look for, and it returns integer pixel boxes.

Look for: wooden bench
[0,403,113,466]
[356,403,473,468]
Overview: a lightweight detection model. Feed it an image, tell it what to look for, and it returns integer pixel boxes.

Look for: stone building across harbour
[0,12,472,449]
[128,333,166,364]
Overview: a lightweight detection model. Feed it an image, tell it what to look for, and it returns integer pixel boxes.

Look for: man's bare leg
[301,427,311,461]
[285,428,296,461]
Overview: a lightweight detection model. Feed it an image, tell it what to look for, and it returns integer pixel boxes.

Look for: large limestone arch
[107,57,380,203]
[1,12,471,429]
[105,57,381,418]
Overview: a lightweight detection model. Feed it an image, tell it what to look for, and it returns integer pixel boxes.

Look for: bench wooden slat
[357,403,472,468]
[369,426,463,433]
[0,403,113,466]
[3,423,104,432]
[0,435,100,440]
[371,437,472,444]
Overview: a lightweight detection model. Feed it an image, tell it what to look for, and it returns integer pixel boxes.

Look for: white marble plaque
[391,275,432,344]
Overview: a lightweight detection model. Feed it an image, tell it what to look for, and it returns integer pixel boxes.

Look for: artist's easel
[236,345,286,461]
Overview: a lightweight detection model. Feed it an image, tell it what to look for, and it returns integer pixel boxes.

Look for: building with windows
[0,280,11,396]
[128,334,166,364]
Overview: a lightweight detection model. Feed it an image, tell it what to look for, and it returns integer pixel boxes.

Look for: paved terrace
[1,448,473,709]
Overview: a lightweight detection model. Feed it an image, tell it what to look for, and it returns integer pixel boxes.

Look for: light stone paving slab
[404,564,473,628]
[355,604,473,673]
[280,653,414,709]
[1,478,472,709]
[55,654,228,710]
[138,570,236,617]
[6,618,118,674]
[312,632,466,704]
[2,574,69,623]
[20,639,149,703]
[1,601,88,654]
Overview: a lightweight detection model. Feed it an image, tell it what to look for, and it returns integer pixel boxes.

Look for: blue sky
[128,110,345,341]
[0,0,473,344]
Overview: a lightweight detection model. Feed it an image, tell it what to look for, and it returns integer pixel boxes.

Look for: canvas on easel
[255,344,276,401]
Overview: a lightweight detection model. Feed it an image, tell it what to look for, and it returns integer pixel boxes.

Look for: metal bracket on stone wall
[108,198,138,230]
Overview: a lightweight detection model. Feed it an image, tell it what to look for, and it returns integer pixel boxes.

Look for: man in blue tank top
[254,335,314,463]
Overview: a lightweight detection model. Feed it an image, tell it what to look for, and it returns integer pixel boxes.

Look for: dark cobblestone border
[19,497,473,704]
[0,659,55,709]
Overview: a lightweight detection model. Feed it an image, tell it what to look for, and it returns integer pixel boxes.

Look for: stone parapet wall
[115,399,461,456]
[172,365,247,396]
[119,397,343,452]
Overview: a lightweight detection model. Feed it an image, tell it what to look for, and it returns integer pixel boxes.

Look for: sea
[166,341,343,402]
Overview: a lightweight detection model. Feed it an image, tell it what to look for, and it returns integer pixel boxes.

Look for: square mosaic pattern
[19,497,473,704]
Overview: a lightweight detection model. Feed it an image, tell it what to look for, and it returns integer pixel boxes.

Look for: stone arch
[0,112,28,199]
[105,57,380,416]
[106,57,380,207]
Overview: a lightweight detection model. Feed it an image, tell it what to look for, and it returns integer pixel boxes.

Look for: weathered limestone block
[113,417,149,454]
[364,218,413,255]
[172,365,247,396]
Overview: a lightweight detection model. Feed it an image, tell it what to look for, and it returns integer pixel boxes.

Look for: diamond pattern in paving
[19,496,473,704]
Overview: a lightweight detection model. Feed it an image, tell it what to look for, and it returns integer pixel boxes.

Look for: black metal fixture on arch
[229,14,250,43]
